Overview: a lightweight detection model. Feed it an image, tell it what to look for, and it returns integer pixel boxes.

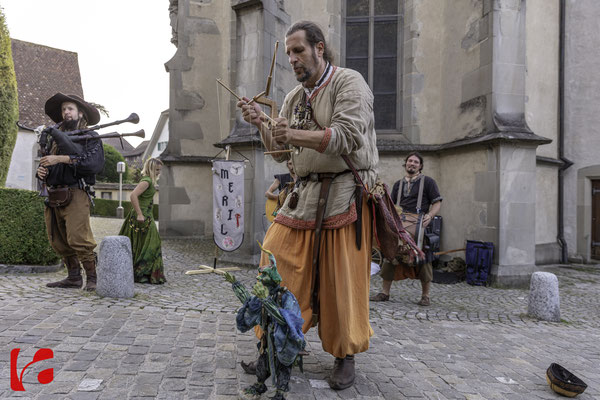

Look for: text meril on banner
[212,160,244,251]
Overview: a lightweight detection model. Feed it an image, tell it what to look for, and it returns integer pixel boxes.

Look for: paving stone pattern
[0,217,599,399]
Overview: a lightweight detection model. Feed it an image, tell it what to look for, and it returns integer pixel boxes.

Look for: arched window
[343,0,402,133]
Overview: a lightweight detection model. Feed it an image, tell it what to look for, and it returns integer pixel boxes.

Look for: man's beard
[295,49,320,83]
[405,166,418,175]
[296,68,312,83]
[62,119,79,131]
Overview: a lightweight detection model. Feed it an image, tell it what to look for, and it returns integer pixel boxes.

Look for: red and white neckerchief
[303,62,332,106]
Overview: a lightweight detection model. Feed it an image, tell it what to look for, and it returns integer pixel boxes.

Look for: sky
[1,0,176,147]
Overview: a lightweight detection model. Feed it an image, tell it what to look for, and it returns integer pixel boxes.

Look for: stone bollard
[528,272,560,322]
[97,236,134,298]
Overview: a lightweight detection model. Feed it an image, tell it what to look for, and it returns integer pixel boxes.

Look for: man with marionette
[238,21,378,390]
[36,93,105,291]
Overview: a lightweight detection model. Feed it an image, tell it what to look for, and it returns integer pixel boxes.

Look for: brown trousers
[44,189,96,262]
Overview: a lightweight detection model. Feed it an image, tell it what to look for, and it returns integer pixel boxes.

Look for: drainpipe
[558,0,574,263]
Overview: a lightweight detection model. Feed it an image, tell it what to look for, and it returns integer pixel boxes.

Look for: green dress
[119,176,166,284]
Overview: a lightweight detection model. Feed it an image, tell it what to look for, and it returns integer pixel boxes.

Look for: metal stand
[116,161,125,218]
[185,230,240,276]
[185,264,240,275]
[185,245,240,275]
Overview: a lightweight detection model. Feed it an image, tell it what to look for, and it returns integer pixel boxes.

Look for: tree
[0,9,19,187]
[97,143,128,183]
[126,166,142,184]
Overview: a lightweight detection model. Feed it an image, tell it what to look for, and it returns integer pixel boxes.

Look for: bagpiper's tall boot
[46,255,83,288]
[82,260,97,291]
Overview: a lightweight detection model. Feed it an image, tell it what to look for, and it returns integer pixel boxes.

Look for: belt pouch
[47,187,73,208]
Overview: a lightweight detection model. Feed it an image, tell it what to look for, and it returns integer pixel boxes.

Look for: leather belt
[310,175,334,327]
[308,169,357,327]
[298,170,350,183]
[48,183,80,189]
[299,170,364,251]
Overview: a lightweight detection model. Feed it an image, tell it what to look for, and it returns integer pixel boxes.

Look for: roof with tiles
[11,39,84,127]
[129,140,150,157]
[102,136,136,155]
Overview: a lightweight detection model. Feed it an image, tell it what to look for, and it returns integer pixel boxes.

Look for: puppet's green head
[256,241,282,289]
[257,264,282,288]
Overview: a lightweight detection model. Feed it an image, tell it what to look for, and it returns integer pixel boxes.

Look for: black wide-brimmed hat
[546,363,587,397]
[44,93,100,125]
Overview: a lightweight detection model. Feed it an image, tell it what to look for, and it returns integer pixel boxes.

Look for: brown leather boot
[82,260,97,291]
[46,256,82,288]
[329,355,355,390]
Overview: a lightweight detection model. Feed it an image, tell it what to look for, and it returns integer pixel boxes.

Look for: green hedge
[0,10,19,186]
[0,188,60,265]
[92,198,158,219]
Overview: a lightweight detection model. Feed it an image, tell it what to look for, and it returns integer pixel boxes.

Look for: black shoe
[329,355,355,390]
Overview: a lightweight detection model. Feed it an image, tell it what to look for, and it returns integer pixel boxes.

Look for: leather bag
[47,187,73,208]
[369,181,424,264]
[341,155,424,264]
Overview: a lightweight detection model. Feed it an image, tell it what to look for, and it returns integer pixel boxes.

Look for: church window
[344,0,402,132]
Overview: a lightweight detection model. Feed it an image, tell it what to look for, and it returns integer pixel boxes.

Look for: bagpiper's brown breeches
[44,189,96,262]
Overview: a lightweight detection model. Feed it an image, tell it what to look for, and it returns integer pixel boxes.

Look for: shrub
[97,143,129,183]
[0,10,19,186]
[92,198,158,219]
[126,166,142,184]
[0,188,59,265]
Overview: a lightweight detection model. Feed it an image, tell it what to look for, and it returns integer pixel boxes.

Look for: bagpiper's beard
[62,119,79,131]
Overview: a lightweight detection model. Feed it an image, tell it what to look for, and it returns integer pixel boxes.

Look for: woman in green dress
[119,158,166,284]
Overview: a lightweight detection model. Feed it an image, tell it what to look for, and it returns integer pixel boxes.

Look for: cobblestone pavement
[0,217,599,399]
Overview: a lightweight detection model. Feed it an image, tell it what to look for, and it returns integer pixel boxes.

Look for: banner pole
[213,245,218,270]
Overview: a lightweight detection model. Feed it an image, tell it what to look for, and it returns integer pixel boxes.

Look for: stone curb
[0,262,62,274]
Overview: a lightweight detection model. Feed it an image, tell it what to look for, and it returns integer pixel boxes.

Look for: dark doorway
[592,180,600,259]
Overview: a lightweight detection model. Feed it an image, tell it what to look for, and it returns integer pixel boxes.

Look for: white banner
[212,160,244,251]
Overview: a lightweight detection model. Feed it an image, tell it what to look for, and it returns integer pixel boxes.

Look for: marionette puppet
[224,244,305,400]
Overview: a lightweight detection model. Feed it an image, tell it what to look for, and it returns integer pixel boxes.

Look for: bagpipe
[17,113,144,156]
[16,113,145,197]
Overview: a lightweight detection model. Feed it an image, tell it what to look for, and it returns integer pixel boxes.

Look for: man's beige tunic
[273,66,379,228]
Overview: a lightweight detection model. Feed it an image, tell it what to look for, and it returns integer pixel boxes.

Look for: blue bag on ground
[465,240,494,286]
